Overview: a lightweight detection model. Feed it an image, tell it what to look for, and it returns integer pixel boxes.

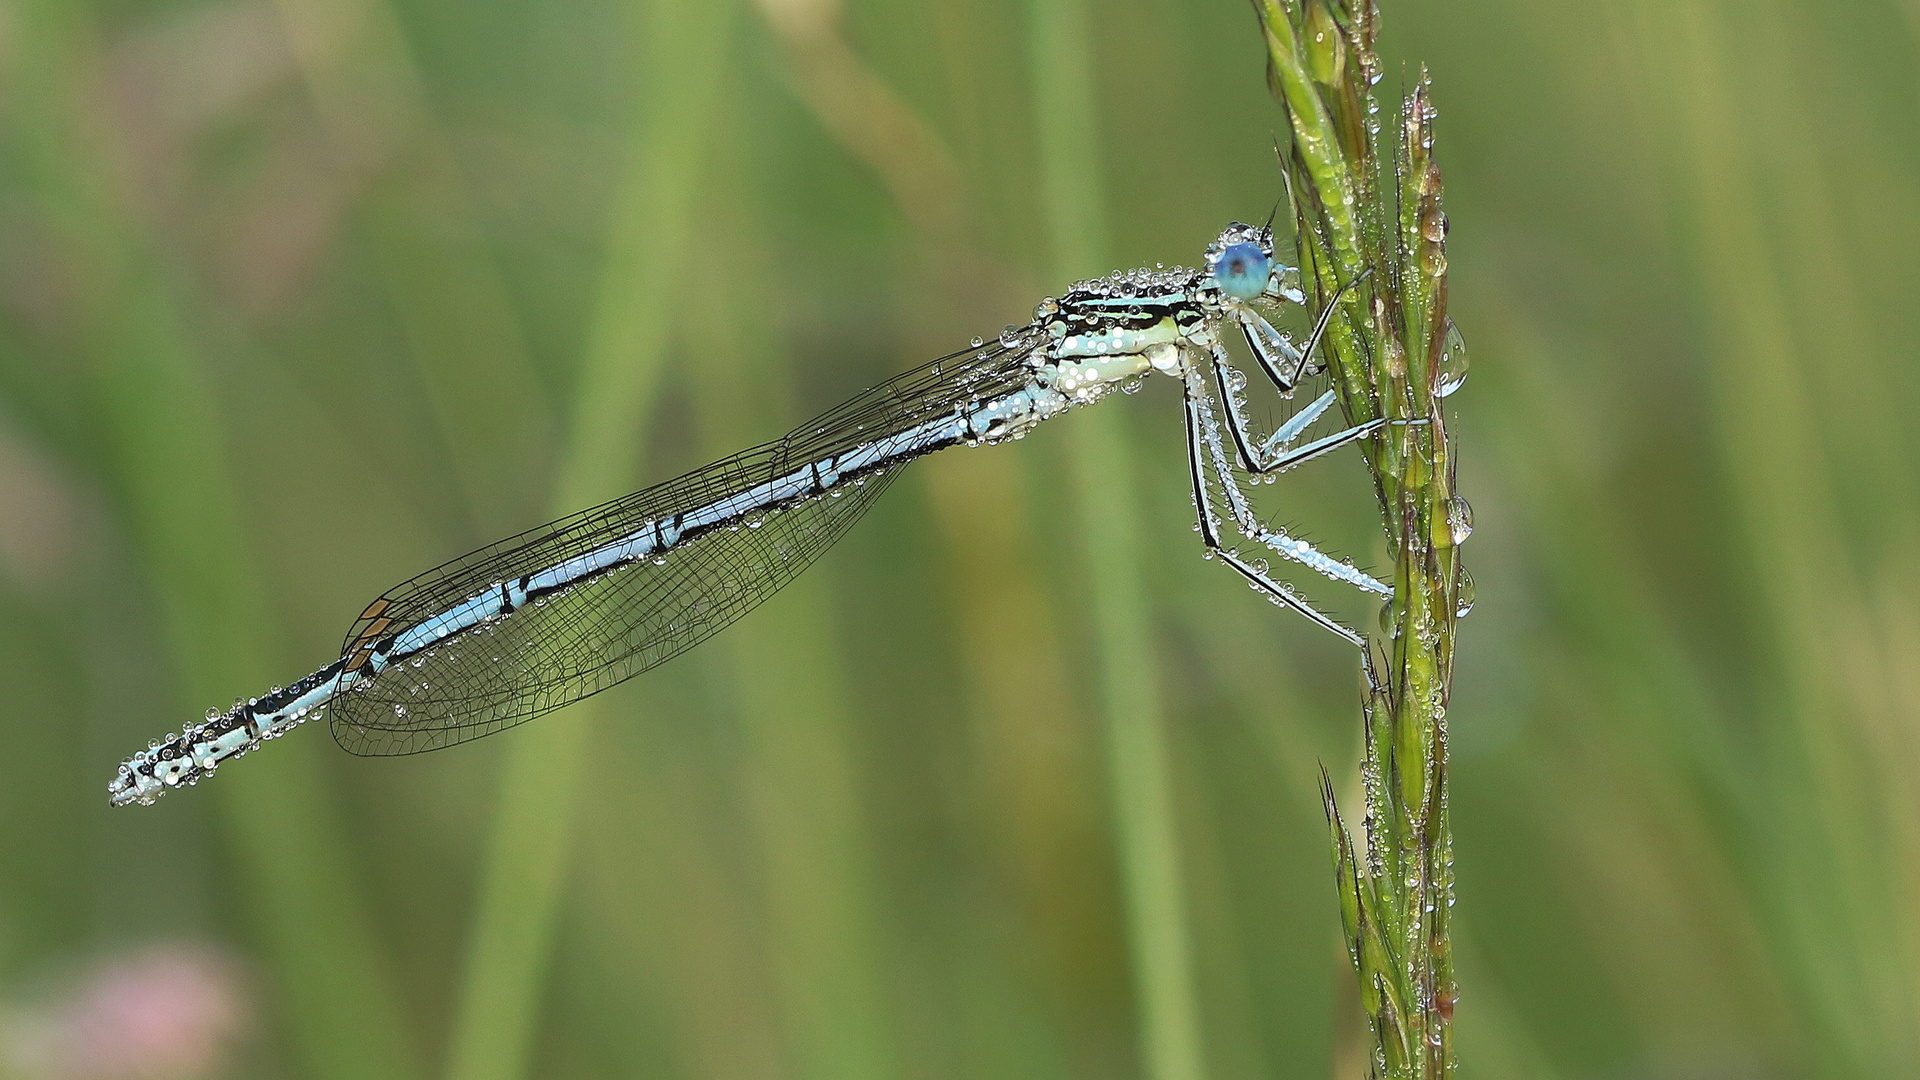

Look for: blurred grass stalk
[1026,4,1206,1080]
[1251,0,1464,1076]
[684,191,902,1080]
[0,5,422,1080]
[440,3,738,1080]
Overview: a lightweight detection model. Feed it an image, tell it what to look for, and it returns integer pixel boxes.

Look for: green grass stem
[1253,1,1464,1076]
[440,3,739,1079]
[1026,4,1206,1080]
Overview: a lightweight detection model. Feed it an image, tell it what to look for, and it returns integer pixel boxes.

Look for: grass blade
[1026,3,1206,1080]
[441,3,739,1079]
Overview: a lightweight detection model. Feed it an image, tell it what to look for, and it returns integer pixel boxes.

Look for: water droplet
[1378,597,1400,638]
[1445,494,1473,545]
[970,336,984,348]
[1454,568,1476,617]
[1435,319,1468,397]
[1000,325,1022,348]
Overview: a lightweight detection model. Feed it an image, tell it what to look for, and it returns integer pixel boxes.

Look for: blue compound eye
[1212,242,1271,300]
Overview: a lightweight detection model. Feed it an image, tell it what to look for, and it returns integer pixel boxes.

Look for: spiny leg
[1211,269,1374,472]
[1182,374,1367,647]
[1224,363,1426,476]
[1260,387,1338,459]
[1238,274,1352,394]
[1211,300,1373,477]
[1186,365,1391,598]
[1209,340,1373,476]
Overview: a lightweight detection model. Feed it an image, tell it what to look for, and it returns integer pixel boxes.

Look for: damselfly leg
[1181,360,1388,634]
[1182,375,1367,646]
[1212,275,1361,474]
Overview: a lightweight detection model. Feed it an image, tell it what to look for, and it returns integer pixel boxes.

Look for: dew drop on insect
[1454,568,1476,617]
[971,336,984,348]
[1435,319,1468,397]
[206,707,220,720]
[1000,325,1022,347]
[1445,494,1474,545]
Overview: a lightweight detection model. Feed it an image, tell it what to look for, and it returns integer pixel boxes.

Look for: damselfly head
[1206,222,1276,302]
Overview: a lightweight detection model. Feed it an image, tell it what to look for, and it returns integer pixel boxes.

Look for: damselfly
[110,223,1395,807]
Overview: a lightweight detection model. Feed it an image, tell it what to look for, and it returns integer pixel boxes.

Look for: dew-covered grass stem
[1252,1,1466,1075]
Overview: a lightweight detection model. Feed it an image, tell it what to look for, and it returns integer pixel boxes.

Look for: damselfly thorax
[110,222,1389,806]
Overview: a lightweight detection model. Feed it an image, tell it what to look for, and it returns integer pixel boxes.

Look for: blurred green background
[2,0,1917,1078]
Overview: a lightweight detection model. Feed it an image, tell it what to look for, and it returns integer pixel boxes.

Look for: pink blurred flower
[4,944,250,1080]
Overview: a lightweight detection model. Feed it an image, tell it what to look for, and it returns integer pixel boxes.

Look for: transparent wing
[329,461,904,755]
[325,333,1035,756]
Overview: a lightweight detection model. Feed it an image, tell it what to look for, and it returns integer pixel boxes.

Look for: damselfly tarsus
[110,223,1396,807]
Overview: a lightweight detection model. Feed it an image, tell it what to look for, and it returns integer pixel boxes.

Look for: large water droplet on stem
[1435,319,1468,397]
[1454,568,1476,617]
[1378,596,1401,638]
[1445,494,1473,545]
